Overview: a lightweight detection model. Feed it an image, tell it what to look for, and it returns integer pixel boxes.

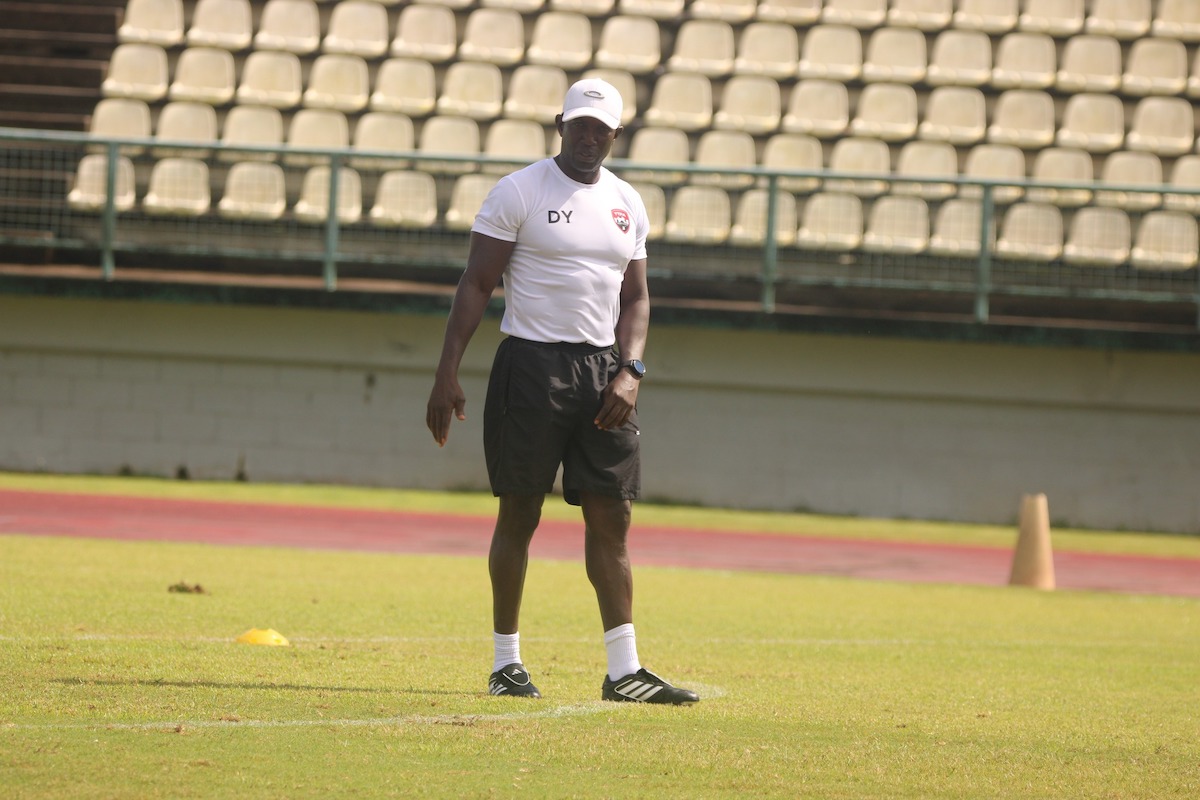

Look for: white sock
[604,623,641,680]
[493,631,521,673]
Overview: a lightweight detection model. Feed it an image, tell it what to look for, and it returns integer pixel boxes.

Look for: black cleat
[602,668,699,705]
[488,663,542,699]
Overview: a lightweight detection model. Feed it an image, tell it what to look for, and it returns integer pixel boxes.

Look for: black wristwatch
[622,359,646,380]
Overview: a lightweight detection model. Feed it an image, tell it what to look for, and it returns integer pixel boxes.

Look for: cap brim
[562,107,621,131]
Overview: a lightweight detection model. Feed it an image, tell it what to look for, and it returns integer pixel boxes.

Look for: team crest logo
[611,208,630,232]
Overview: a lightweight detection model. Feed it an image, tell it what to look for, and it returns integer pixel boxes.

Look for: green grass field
[1,475,1198,798]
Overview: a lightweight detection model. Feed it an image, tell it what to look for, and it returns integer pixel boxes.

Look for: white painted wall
[2,295,1197,532]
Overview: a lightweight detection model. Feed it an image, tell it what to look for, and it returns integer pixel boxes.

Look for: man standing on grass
[426,79,699,706]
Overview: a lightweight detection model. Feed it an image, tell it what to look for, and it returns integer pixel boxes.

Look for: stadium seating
[1057,34,1122,92]
[861,195,930,254]
[622,126,691,186]
[927,198,988,256]
[1094,150,1163,211]
[630,182,667,239]
[1130,211,1199,269]
[1018,0,1084,37]
[237,51,303,108]
[925,28,991,86]
[1025,147,1094,207]
[1062,206,1132,266]
[732,22,799,79]
[118,0,184,47]
[143,157,211,216]
[664,185,732,244]
[825,137,890,197]
[323,0,389,58]
[54,0,1196,278]
[436,61,505,120]
[67,154,137,212]
[888,0,952,31]
[255,0,321,54]
[218,161,288,220]
[459,8,525,67]
[294,165,363,223]
[1085,0,1151,39]
[219,105,285,162]
[667,19,735,77]
[755,0,821,25]
[795,192,863,251]
[390,4,457,62]
[781,79,849,138]
[995,202,1064,261]
[822,0,886,29]
[153,101,218,158]
[1163,155,1200,212]
[187,0,252,50]
[862,26,927,84]
[849,83,918,141]
[953,0,1017,34]
[712,75,782,135]
[595,16,661,75]
[759,133,823,193]
[918,86,986,145]
[370,59,437,116]
[481,118,548,174]
[417,115,482,174]
[992,32,1056,89]
[102,43,169,101]
[504,65,570,124]
[729,187,798,247]
[525,12,592,70]
[892,140,957,200]
[302,54,370,112]
[691,129,756,189]
[1122,37,1188,95]
[350,111,415,170]
[369,170,439,228]
[168,47,236,106]
[960,143,1026,204]
[88,98,152,154]
[644,73,713,132]
[284,108,351,166]
[798,24,862,81]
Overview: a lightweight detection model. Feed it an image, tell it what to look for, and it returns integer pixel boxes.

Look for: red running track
[1,490,1197,598]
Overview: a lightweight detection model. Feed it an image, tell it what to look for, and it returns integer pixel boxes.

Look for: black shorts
[483,337,641,506]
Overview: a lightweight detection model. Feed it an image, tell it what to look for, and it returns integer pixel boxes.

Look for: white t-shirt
[471,158,649,347]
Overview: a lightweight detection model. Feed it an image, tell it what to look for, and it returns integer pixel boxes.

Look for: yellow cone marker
[236,628,291,646]
[1009,493,1055,590]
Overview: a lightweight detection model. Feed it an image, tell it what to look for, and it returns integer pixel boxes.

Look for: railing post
[974,184,995,324]
[322,153,341,291]
[761,174,779,313]
[100,140,118,280]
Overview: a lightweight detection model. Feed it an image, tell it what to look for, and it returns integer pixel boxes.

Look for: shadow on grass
[52,677,464,696]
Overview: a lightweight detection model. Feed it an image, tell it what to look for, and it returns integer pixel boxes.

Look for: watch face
[627,359,646,378]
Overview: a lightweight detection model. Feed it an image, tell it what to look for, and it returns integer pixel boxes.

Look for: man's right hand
[426,374,466,447]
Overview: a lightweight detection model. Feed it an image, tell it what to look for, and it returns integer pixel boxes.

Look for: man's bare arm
[426,233,516,447]
[595,257,649,431]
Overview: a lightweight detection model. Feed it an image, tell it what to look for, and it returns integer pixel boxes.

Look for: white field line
[2,703,612,732]
[0,633,1158,649]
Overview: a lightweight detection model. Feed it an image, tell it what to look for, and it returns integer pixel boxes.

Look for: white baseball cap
[561,78,623,131]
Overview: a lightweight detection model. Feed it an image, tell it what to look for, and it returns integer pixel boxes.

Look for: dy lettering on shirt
[547,210,573,223]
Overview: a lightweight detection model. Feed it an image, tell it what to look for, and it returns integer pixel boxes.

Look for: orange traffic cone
[1009,493,1055,590]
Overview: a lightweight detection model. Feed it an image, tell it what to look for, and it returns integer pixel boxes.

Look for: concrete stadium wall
[1,294,1198,533]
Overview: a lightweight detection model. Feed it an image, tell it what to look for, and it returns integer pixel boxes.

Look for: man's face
[557,115,621,180]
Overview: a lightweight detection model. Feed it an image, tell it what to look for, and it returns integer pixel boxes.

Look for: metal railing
[2,127,1199,329]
